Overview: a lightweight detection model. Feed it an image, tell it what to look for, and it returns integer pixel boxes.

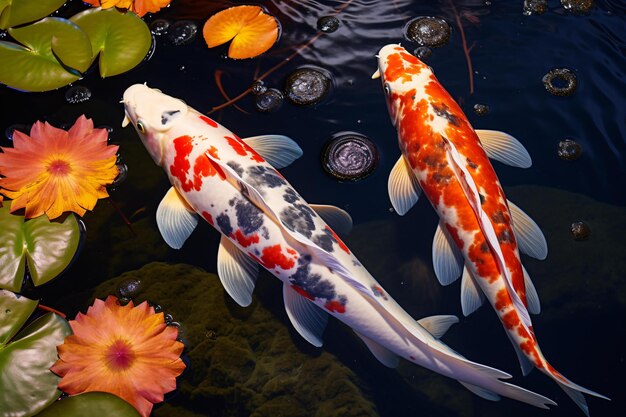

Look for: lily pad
[35,392,141,417]
[0,17,93,92]
[0,0,67,30]
[0,204,83,292]
[0,291,71,417]
[71,8,152,78]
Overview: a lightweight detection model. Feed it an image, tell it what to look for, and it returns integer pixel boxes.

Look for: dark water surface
[1,1,624,417]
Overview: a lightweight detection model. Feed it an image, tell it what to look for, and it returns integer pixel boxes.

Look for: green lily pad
[0,291,71,417]
[71,8,152,78]
[0,290,38,346]
[0,17,93,92]
[0,0,67,30]
[0,204,83,292]
[35,392,141,417]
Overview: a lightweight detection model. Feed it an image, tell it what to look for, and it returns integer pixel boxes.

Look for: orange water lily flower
[51,296,186,417]
[203,5,279,59]
[0,115,119,220]
[84,0,172,17]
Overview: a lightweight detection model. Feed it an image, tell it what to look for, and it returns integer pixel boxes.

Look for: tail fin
[544,366,610,417]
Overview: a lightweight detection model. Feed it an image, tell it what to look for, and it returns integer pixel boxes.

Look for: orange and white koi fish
[374,44,609,415]
[123,83,556,410]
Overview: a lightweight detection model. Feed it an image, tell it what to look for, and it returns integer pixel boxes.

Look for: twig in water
[214,70,250,114]
[448,0,474,95]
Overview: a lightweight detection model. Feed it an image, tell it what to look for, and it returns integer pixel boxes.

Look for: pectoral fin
[156,187,198,249]
[283,284,329,347]
[388,155,421,215]
[432,222,464,285]
[475,130,532,168]
[242,135,303,168]
[354,331,400,368]
[417,315,459,338]
[461,267,485,316]
[217,236,259,307]
[507,199,547,260]
[459,381,501,401]
[310,204,353,235]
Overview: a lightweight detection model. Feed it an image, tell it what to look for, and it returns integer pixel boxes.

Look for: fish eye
[136,121,146,134]
[384,83,391,95]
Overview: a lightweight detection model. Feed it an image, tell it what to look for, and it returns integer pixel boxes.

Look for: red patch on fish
[170,135,194,192]
[193,154,225,190]
[292,285,314,300]
[324,300,346,314]
[325,226,350,254]
[199,115,218,128]
[225,135,265,163]
[260,245,296,270]
[201,211,214,225]
[232,230,260,247]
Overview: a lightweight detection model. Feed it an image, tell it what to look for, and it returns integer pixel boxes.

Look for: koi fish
[121,83,556,409]
[373,44,609,415]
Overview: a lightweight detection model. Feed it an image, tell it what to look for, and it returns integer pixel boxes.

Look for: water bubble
[117,279,142,299]
[523,0,548,15]
[110,162,128,188]
[473,103,490,116]
[255,88,283,113]
[570,221,591,241]
[561,0,594,14]
[98,125,114,134]
[150,19,170,36]
[251,80,267,96]
[557,139,583,160]
[317,16,340,33]
[164,313,174,324]
[543,68,577,96]
[414,46,432,61]
[65,85,91,104]
[405,16,451,48]
[322,132,379,181]
[5,124,30,141]
[167,20,198,46]
[284,66,332,106]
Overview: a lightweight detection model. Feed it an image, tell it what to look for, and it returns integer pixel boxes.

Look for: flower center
[104,339,136,371]
[47,159,71,176]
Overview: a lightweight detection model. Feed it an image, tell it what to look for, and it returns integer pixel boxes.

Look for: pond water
[0,1,624,417]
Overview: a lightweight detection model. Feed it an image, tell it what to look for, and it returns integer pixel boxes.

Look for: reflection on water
[0,1,624,417]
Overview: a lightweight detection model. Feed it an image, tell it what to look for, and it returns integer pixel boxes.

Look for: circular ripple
[65,85,92,104]
[167,20,198,46]
[473,103,490,116]
[570,221,591,241]
[284,66,332,106]
[405,16,451,48]
[117,279,142,299]
[251,80,268,95]
[561,0,594,14]
[317,16,340,33]
[150,19,170,36]
[557,139,583,160]
[255,88,284,113]
[523,0,548,15]
[322,132,379,181]
[542,68,578,96]
[413,46,432,61]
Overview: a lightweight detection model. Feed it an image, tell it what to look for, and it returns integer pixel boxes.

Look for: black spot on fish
[480,242,489,253]
[492,210,506,224]
[283,188,299,204]
[261,226,270,240]
[312,231,335,252]
[289,255,336,300]
[479,194,486,204]
[467,158,478,169]
[216,214,233,236]
[280,204,316,238]
[246,165,287,189]
[234,198,263,235]
[433,173,452,184]
[227,161,244,177]
[161,110,180,125]
[238,181,250,199]
[431,103,461,127]
[498,230,513,243]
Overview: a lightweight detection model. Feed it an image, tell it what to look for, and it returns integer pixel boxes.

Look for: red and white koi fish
[374,44,609,415]
[122,83,556,410]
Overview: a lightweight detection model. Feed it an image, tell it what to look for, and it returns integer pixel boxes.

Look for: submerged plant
[0,115,119,220]
[51,295,186,417]
[83,0,172,18]
[203,5,279,59]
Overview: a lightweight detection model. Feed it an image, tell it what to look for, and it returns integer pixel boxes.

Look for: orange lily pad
[203,5,279,59]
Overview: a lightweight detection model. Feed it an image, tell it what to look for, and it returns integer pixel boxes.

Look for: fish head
[373,44,432,127]
[122,84,188,166]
